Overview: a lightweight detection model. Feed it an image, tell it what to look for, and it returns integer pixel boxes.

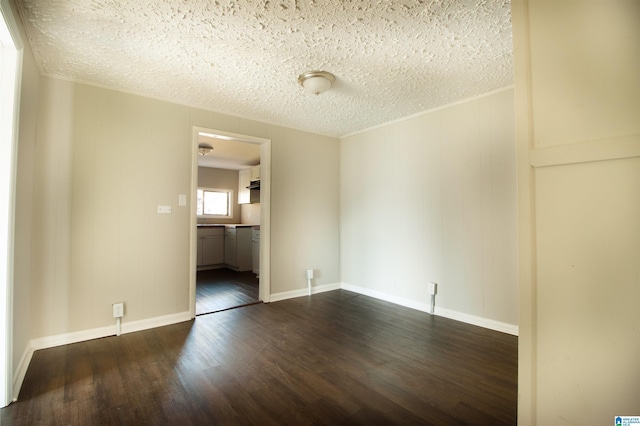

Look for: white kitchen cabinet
[238,168,251,204]
[252,227,260,276]
[197,227,224,269]
[224,227,252,271]
[251,165,261,181]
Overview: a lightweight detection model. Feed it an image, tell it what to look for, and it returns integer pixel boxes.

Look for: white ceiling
[196,132,260,170]
[16,0,513,139]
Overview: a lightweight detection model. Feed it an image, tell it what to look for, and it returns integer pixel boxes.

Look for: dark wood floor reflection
[196,268,259,315]
[2,290,517,425]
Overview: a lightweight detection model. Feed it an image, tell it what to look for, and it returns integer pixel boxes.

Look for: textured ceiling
[196,133,261,170]
[16,0,513,138]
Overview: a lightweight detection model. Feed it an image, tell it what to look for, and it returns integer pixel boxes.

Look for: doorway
[189,127,271,318]
[195,269,259,315]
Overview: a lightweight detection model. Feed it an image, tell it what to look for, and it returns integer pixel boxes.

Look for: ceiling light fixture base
[198,143,214,156]
[298,70,335,95]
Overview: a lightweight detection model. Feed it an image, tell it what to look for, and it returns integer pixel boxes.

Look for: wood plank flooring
[196,268,259,315]
[1,290,517,425]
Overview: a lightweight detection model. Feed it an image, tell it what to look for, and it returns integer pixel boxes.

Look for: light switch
[157,205,172,214]
[178,194,187,206]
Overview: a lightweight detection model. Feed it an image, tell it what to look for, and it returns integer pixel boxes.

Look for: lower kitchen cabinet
[224,227,252,271]
[252,227,260,276]
[197,227,224,269]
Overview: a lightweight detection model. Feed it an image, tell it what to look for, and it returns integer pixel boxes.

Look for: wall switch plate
[112,302,124,318]
[157,205,171,214]
[178,194,187,206]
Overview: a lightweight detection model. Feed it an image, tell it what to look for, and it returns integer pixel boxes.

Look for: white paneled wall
[340,89,517,327]
[270,126,340,294]
[16,79,340,345]
[514,0,640,423]
[70,86,193,328]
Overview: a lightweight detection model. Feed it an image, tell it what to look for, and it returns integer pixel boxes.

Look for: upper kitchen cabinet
[251,165,260,181]
[238,168,251,204]
[238,165,260,205]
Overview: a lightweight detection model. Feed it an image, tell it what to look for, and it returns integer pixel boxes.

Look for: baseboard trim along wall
[269,282,518,335]
[12,311,192,401]
[340,282,519,336]
[434,306,519,336]
[13,283,517,400]
[269,282,342,303]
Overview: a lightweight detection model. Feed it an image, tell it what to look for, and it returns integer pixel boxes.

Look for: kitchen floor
[196,268,259,315]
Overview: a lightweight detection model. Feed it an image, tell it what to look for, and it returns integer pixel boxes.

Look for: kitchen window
[197,187,233,218]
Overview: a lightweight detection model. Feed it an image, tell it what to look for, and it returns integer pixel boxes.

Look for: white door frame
[189,127,271,318]
[0,0,23,406]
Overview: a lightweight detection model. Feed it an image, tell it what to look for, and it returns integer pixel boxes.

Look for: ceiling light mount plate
[298,70,335,95]
[198,143,214,156]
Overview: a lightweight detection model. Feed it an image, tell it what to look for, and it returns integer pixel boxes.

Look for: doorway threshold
[195,300,263,317]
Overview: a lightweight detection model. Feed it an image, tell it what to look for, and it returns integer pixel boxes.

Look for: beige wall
[12,69,340,380]
[239,203,260,225]
[340,89,518,327]
[197,167,241,224]
[514,0,640,423]
[270,126,340,293]
[69,83,193,328]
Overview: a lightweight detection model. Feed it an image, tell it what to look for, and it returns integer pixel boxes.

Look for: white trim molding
[269,282,341,303]
[434,307,519,336]
[530,134,640,168]
[29,311,192,351]
[269,282,518,336]
[12,281,519,399]
[1,0,24,406]
[340,282,519,336]
[12,311,192,401]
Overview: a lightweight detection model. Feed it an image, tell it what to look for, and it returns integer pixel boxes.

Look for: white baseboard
[11,284,518,400]
[30,325,115,352]
[434,306,519,336]
[120,311,192,335]
[12,344,34,402]
[340,282,518,336]
[12,311,192,401]
[341,283,432,313]
[269,282,341,303]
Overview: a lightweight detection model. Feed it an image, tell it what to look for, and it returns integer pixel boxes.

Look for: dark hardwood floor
[2,290,517,425]
[196,268,259,315]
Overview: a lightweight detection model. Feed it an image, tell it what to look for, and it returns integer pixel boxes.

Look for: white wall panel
[269,126,340,294]
[513,0,640,422]
[31,78,74,336]
[21,79,340,341]
[528,1,640,148]
[536,158,640,422]
[340,89,517,326]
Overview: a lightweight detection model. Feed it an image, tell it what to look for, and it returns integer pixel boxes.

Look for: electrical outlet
[112,302,124,318]
[428,282,438,296]
[306,269,314,279]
